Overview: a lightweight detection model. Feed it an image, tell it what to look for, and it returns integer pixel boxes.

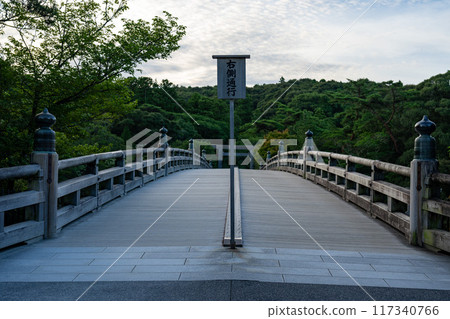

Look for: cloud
[125,0,450,86]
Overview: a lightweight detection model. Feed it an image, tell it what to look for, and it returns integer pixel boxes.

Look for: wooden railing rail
[0,164,45,248]
[422,173,450,252]
[0,111,210,249]
[55,147,208,231]
[264,118,449,253]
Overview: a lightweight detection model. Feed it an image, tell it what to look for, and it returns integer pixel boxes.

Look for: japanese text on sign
[213,55,249,100]
[226,60,237,97]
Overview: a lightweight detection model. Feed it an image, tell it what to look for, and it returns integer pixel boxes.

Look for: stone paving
[1,244,449,291]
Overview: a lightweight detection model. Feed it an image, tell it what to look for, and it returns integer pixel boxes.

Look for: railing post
[410,116,438,246]
[0,211,3,233]
[303,130,314,179]
[159,127,169,176]
[202,149,206,168]
[152,150,158,181]
[278,140,284,169]
[165,147,170,176]
[85,158,100,209]
[327,154,337,189]
[218,145,223,168]
[344,156,354,201]
[115,152,126,194]
[135,147,144,186]
[189,139,194,168]
[31,109,58,238]
[266,151,271,170]
[370,160,384,213]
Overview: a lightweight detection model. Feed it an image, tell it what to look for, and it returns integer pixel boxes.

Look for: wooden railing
[0,147,210,249]
[264,148,450,253]
[0,165,45,249]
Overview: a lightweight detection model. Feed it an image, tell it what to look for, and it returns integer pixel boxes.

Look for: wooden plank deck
[45,169,229,247]
[46,168,421,253]
[240,169,420,253]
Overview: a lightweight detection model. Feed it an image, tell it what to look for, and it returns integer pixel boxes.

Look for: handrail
[431,172,450,184]
[59,154,97,170]
[0,164,41,180]
[265,147,449,253]
[0,143,209,249]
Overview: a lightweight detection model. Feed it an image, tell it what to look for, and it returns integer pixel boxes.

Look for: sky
[121,0,450,87]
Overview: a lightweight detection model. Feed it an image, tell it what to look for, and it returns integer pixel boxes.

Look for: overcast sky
[125,0,450,87]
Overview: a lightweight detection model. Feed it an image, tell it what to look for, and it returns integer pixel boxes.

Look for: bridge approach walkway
[0,169,449,300]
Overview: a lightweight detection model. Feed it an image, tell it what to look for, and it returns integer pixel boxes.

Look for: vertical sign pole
[229,99,236,249]
[213,54,249,249]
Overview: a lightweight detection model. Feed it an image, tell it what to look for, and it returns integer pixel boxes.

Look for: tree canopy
[0,0,186,165]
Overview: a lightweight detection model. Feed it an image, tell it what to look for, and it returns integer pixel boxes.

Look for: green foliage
[0,0,185,167]
[235,74,449,173]
[257,129,293,160]
[0,0,58,33]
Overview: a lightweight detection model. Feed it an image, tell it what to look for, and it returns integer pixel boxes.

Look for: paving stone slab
[32,265,134,274]
[425,273,450,281]
[232,265,330,276]
[284,274,356,286]
[0,273,78,282]
[0,265,38,273]
[408,259,450,267]
[330,269,429,280]
[103,246,191,253]
[179,272,284,283]
[2,252,57,260]
[234,252,322,262]
[185,257,279,267]
[74,272,181,282]
[89,258,186,266]
[359,251,442,259]
[385,279,450,290]
[321,256,414,265]
[52,252,144,259]
[372,264,450,274]
[0,258,94,266]
[276,248,363,257]
[279,260,374,271]
[24,247,107,253]
[133,265,231,273]
[142,251,233,259]
[188,246,230,252]
[283,274,389,289]
[234,247,277,254]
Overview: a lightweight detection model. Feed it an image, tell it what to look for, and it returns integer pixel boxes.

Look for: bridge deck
[241,170,413,252]
[1,169,449,300]
[42,169,229,247]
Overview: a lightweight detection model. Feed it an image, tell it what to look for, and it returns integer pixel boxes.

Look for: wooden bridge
[0,111,449,300]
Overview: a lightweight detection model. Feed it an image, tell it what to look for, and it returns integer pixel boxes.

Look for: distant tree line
[0,0,185,166]
[114,73,450,173]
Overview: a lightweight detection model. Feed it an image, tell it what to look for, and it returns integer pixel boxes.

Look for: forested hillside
[2,68,450,172]
[112,72,450,172]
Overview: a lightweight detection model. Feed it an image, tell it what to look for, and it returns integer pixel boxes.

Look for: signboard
[212,55,250,99]
[212,54,249,249]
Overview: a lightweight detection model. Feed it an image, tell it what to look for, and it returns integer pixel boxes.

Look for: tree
[257,129,293,160]
[0,0,186,166]
[0,0,57,32]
